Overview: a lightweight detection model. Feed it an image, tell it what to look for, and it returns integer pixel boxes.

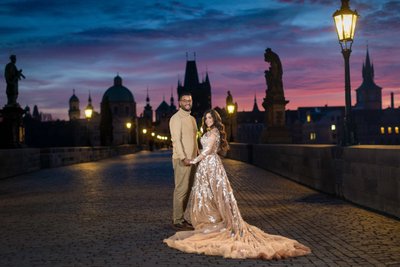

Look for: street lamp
[142,128,147,147]
[84,101,93,146]
[84,105,93,120]
[227,104,235,142]
[333,0,359,146]
[126,122,132,144]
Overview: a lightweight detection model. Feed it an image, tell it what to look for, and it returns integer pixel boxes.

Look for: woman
[164,109,311,260]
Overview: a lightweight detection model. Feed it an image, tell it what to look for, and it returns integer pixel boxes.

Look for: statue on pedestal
[261,48,291,143]
[4,55,25,107]
[0,55,25,148]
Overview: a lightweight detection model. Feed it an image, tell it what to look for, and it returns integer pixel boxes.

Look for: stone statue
[264,48,283,96]
[226,90,233,105]
[4,55,25,106]
[261,48,291,144]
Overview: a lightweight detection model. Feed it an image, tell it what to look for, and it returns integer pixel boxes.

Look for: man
[169,92,198,230]
[4,54,25,106]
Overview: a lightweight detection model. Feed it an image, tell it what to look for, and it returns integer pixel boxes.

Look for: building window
[331,124,336,131]
[395,127,399,134]
[307,114,311,123]
[113,106,118,115]
[125,106,129,116]
[310,132,316,140]
[380,127,385,134]
[388,127,392,134]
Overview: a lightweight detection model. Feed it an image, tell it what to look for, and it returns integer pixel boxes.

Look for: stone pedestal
[0,106,25,148]
[261,97,291,144]
[261,48,291,144]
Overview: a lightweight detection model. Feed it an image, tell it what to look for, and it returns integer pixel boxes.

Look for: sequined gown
[164,128,311,260]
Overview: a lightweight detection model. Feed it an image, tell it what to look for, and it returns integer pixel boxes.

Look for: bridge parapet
[0,145,139,179]
[227,144,400,219]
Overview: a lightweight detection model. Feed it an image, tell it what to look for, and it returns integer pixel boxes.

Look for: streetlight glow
[227,104,235,114]
[85,105,93,119]
[126,122,132,129]
[227,103,235,142]
[333,0,359,146]
[333,0,358,43]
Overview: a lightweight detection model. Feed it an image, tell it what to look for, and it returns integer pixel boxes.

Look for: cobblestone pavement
[0,150,399,267]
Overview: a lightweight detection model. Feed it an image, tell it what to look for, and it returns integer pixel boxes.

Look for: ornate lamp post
[227,104,235,142]
[84,102,93,146]
[333,0,359,146]
[126,122,132,144]
[142,128,147,147]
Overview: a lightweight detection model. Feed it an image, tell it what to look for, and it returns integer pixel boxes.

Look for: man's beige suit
[169,108,198,224]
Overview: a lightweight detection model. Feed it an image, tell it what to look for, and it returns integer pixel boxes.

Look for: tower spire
[170,86,174,105]
[253,92,259,112]
[88,90,92,104]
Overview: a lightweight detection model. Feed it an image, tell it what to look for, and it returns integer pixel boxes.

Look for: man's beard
[181,105,191,112]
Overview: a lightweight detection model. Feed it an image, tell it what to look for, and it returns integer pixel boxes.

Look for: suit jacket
[169,108,198,160]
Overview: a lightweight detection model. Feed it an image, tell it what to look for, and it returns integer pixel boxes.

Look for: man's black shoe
[172,221,194,231]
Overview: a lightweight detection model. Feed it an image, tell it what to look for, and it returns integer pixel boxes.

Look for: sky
[0,0,399,120]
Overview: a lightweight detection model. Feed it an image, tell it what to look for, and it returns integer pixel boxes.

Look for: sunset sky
[1,0,399,120]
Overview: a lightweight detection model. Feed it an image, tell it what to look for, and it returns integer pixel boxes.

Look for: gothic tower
[355,47,382,110]
[177,53,211,122]
[69,89,80,120]
[143,87,153,123]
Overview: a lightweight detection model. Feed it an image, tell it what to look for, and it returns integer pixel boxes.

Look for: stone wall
[0,148,40,179]
[342,146,400,219]
[227,144,400,219]
[0,145,139,179]
[40,145,138,168]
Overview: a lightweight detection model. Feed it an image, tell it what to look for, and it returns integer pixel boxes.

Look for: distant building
[286,48,400,145]
[24,92,100,147]
[142,88,153,127]
[177,55,211,123]
[355,47,382,110]
[68,89,80,120]
[101,75,136,145]
[236,94,264,144]
[287,106,344,144]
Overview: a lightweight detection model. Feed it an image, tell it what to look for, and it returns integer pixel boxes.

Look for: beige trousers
[172,159,195,224]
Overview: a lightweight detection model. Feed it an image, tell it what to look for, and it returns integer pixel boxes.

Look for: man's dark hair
[179,91,192,100]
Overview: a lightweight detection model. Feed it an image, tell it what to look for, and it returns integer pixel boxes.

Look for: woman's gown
[164,128,311,260]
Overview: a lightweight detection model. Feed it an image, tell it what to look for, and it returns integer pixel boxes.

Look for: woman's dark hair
[201,109,229,153]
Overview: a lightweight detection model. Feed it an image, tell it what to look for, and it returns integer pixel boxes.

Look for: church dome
[69,90,79,103]
[102,75,134,103]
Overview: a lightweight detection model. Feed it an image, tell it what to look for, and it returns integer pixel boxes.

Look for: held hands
[182,158,192,166]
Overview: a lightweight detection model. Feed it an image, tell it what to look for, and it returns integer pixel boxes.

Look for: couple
[164,92,311,260]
